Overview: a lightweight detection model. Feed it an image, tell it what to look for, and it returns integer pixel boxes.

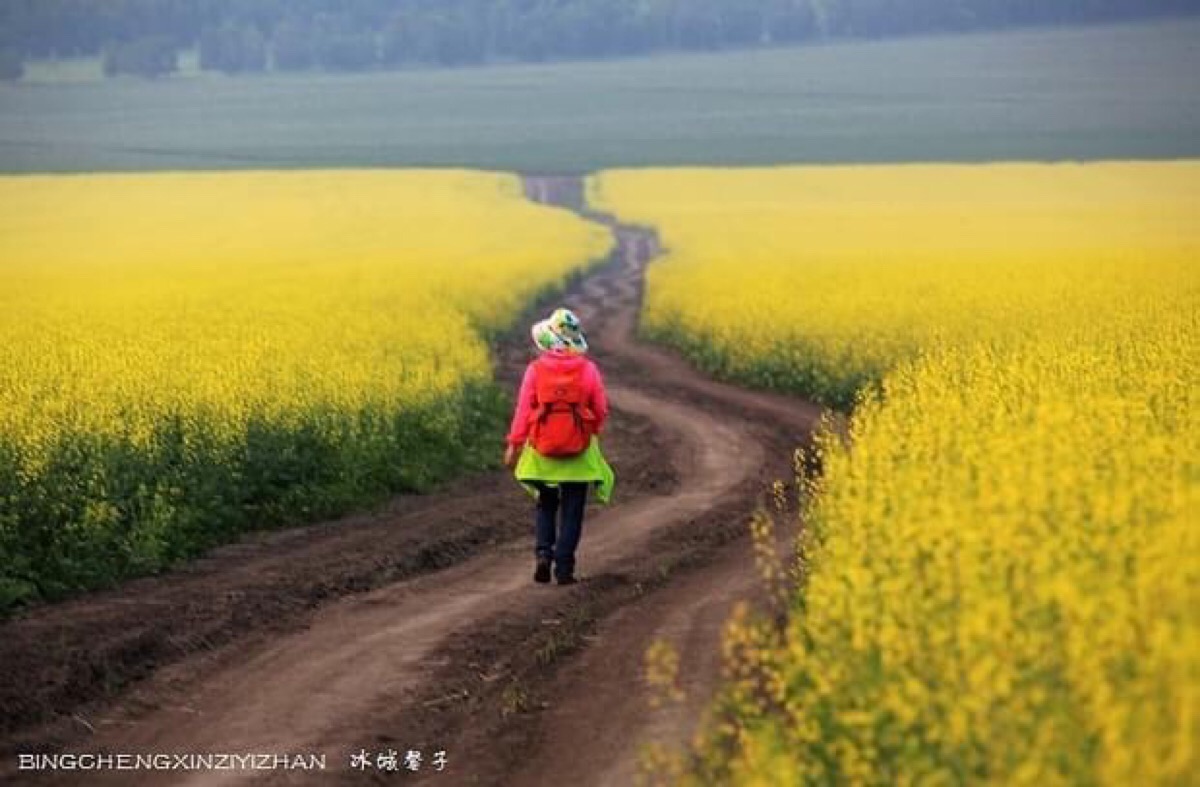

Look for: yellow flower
[599,162,1200,786]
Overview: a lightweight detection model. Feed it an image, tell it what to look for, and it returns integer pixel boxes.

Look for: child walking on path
[504,308,615,585]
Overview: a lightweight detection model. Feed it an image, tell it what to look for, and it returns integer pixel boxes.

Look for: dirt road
[1,175,824,786]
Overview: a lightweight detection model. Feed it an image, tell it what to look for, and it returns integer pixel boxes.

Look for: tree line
[0,0,1196,79]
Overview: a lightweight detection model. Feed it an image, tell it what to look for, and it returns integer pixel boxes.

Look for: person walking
[504,308,615,585]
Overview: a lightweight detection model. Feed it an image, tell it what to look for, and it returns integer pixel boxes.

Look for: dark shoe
[534,558,552,584]
[555,574,577,586]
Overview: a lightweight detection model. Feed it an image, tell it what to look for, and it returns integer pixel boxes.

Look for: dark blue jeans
[533,481,589,579]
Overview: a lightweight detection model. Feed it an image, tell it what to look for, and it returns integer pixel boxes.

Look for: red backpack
[529,357,595,457]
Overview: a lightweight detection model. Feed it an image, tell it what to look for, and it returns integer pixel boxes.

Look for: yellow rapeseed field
[0,169,609,608]
[591,163,1199,784]
[592,163,1198,407]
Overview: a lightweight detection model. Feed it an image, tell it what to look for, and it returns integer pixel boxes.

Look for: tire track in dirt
[2,175,826,787]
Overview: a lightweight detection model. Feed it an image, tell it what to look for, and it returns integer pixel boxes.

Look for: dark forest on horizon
[1,0,1198,80]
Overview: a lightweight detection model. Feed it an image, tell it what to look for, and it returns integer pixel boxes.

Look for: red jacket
[506,351,609,447]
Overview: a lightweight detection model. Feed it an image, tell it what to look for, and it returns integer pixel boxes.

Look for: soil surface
[0,175,826,786]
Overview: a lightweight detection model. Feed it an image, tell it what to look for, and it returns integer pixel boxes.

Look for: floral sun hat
[530,307,588,354]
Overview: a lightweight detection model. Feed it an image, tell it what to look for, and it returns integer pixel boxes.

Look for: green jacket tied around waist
[514,436,615,503]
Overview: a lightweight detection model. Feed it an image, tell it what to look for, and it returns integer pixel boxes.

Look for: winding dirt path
[492,176,822,787]
[1,175,824,786]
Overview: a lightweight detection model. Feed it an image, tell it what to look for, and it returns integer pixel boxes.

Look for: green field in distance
[1,19,1197,173]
